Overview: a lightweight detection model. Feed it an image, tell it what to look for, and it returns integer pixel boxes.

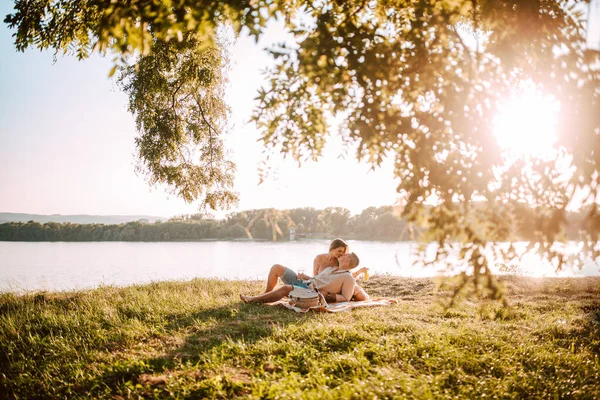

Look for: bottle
[363,269,369,282]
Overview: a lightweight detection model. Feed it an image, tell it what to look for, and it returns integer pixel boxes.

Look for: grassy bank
[1,276,599,399]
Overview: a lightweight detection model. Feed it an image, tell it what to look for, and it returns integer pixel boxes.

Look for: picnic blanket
[268,297,398,313]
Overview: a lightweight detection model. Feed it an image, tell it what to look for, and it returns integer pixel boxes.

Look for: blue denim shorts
[281,267,309,289]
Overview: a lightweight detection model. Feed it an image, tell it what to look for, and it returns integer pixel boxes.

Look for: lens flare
[493,92,560,159]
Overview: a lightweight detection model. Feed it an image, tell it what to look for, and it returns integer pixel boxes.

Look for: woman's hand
[297,272,310,280]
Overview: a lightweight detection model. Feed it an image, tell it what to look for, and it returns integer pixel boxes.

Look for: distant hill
[0,213,166,225]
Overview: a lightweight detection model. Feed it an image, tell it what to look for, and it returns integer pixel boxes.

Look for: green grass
[1,276,599,399]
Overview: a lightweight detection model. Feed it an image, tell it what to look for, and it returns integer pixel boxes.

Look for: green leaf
[108,64,118,78]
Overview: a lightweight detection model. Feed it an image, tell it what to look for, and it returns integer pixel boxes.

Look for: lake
[1,240,598,293]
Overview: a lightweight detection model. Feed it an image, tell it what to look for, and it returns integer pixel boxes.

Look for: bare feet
[240,294,252,303]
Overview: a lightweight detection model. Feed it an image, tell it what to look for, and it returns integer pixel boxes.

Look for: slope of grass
[1,276,599,399]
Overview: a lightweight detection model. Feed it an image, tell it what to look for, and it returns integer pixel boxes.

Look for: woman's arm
[313,254,329,276]
[313,255,321,276]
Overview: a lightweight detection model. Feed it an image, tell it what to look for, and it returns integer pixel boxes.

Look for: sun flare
[493,92,560,159]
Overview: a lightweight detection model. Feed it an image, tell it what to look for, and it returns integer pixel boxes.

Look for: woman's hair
[329,238,348,252]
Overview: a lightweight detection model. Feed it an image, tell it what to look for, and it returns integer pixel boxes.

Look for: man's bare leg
[264,264,287,292]
[242,284,294,304]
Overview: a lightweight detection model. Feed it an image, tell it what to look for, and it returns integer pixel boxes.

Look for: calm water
[0,240,598,293]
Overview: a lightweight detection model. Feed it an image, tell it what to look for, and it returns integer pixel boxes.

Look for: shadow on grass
[95,301,306,393]
[581,302,600,356]
[362,276,436,300]
[531,301,600,358]
[164,302,301,361]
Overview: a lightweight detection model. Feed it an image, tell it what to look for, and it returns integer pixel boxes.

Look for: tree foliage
[0,204,590,242]
[118,35,236,208]
[5,0,600,303]
[5,0,251,209]
[0,206,400,241]
[251,0,599,303]
[4,0,284,58]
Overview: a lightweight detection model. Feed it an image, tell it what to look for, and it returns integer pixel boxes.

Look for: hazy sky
[1,2,598,218]
[0,3,400,218]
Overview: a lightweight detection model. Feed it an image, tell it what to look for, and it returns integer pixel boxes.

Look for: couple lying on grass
[241,238,371,304]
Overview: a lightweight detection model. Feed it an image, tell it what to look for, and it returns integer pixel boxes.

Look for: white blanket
[269,297,398,313]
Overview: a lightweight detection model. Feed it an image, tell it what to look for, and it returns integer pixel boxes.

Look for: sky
[0,2,599,219]
[0,4,400,219]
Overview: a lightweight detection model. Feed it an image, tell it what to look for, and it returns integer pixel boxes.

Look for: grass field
[1,275,599,399]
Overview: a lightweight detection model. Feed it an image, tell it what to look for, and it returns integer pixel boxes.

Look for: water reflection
[0,240,598,293]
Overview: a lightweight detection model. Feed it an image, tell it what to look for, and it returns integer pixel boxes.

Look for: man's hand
[352,267,369,279]
[323,292,337,303]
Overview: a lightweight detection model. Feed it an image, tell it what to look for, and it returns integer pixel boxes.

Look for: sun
[493,91,560,159]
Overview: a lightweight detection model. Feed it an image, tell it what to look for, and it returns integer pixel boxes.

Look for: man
[240,253,361,304]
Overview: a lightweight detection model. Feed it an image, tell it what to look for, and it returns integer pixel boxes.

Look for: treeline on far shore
[0,207,411,242]
[0,205,589,243]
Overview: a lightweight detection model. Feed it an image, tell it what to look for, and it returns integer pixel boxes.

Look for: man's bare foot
[240,294,252,303]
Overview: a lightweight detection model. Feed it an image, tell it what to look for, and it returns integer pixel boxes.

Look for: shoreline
[3,274,600,296]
